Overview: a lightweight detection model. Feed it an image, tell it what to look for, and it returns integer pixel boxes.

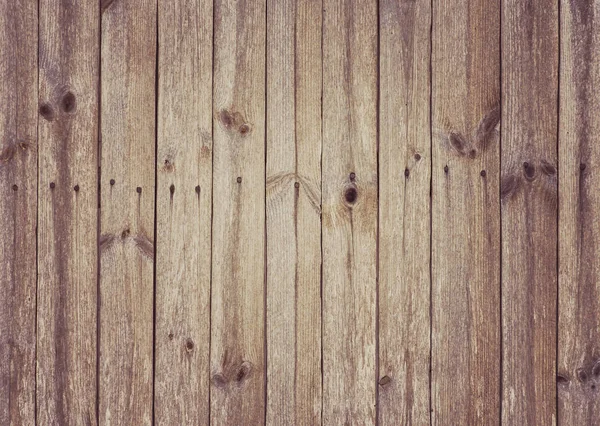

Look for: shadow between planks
[1,0,599,424]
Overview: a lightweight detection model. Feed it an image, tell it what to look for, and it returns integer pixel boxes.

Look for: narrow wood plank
[266,0,322,423]
[154,0,213,423]
[558,0,600,422]
[378,0,431,424]
[322,0,378,422]
[501,0,558,424]
[37,0,99,423]
[210,0,266,423]
[431,0,501,423]
[99,0,156,423]
[0,0,37,424]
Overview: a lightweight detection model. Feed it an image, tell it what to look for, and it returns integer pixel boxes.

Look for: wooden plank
[378,0,431,424]
[0,0,37,424]
[99,0,156,423]
[210,0,266,423]
[558,0,600,423]
[37,0,99,424]
[265,0,322,423]
[321,0,378,422]
[501,0,558,424]
[154,0,213,423]
[431,0,501,423]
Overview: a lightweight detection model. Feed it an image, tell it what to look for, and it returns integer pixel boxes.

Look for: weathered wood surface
[37,0,100,424]
[501,0,559,424]
[431,0,501,424]
[378,0,431,424]
[266,0,322,424]
[0,0,37,424]
[99,0,156,423]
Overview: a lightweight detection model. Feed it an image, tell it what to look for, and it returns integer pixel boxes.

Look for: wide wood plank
[210,0,266,423]
[99,0,156,423]
[431,0,501,423]
[154,0,213,423]
[0,0,37,424]
[501,0,558,424]
[378,0,431,424]
[558,0,600,423]
[37,0,99,423]
[322,0,378,423]
[266,0,322,424]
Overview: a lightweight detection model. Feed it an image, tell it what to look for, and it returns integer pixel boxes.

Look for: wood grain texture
[37,0,99,424]
[266,0,322,424]
[431,0,501,423]
[0,0,37,424]
[378,0,431,424]
[210,0,266,423]
[322,0,378,423]
[501,0,558,424]
[154,0,213,423]
[558,0,600,423]
[99,0,156,423]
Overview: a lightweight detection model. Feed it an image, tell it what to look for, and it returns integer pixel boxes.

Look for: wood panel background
[1,0,598,424]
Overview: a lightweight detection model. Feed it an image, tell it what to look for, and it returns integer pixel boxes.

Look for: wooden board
[378,0,431,424]
[265,0,322,424]
[322,0,378,422]
[0,0,37,423]
[558,0,600,423]
[37,0,99,424]
[501,0,558,424]
[154,0,213,423]
[99,0,156,423]
[431,0,501,423]
[210,0,266,423]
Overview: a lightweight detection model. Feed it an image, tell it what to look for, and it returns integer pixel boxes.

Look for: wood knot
[162,159,174,173]
[211,373,227,388]
[414,153,421,161]
[404,168,410,178]
[475,104,501,148]
[12,184,18,191]
[185,338,194,352]
[219,109,250,136]
[379,376,392,386]
[0,143,16,163]
[121,229,131,239]
[523,162,535,180]
[136,187,142,194]
[235,361,253,384]
[169,184,175,195]
[344,185,358,205]
[480,170,487,177]
[39,103,55,121]
[294,181,300,189]
[168,332,174,340]
[448,132,467,156]
[74,184,80,192]
[109,179,115,186]
[444,165,449,174]
[580,163,587,172]
[50,182,56,189]
[349,172,356,181]
[60,91,76,113]
[237,177,242,183]
[540,160,556,176]
[577,368,589,383]
[195,185,201,194]
[557,374,570,386]
[501,175,521,201]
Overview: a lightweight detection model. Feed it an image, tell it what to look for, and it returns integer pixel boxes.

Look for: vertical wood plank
[322,0,378,422]
[210,0,266,423]
[558,0,600,423]
[155,0,213,423]
[0,0,37,424]
[99,0,156,423]
[378,0,431,423]
[501,0,558,424]
[266,0,322,423]
[431,0,501,423]
[37,0,99,423]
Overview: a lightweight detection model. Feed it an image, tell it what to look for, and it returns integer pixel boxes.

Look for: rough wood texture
[37,0,99,424]
[501,0,558,424]
[0,0,37,424]
[210,0,266,423]
[322,0,378,423]
[431,0,501,424]
[558,0,600,423]
[99,0,156,423]
[154,0,213,423]
[266,0,322,424]
[378,0,431,424]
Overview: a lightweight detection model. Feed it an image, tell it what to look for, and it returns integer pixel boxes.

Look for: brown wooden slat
[322,0,378,423]
[154,0,213,423]
[0,0,37,423]
[558,0,600,423]
[265,0,322,424]
[431,0,501,423]
[99,0,156,423]
[210,0,267,423]
[501,0,559,423]
[37,0,100,423]
[378,0,431,424]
